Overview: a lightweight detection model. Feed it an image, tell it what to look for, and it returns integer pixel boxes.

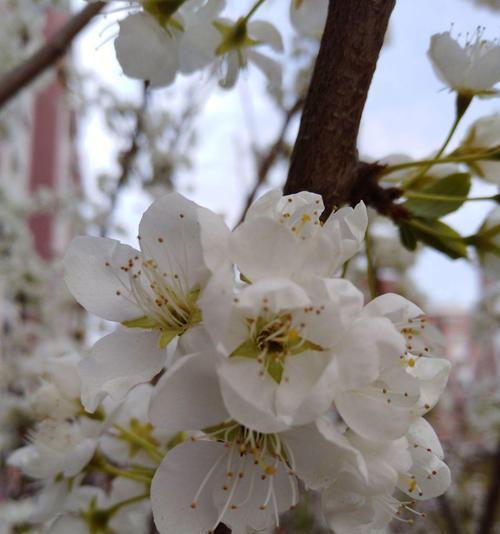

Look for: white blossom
[461,114,500,184]
[230,189,367,282]
[63,192,229,411]
[289,0,328,40]
[428,31,500,97]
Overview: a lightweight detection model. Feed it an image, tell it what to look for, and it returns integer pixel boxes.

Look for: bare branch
[437,494,465,534]
[0,2,105,109]
[284,0,395,213]
[100,82,150,237]
[477,439,500,534]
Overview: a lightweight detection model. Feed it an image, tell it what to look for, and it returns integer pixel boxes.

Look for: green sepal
[230,338,260,359]
[159,329,178,349]
[267,357,283,384]
[404,173,471,218]
[167,431,187,450]
[122,316,159,329]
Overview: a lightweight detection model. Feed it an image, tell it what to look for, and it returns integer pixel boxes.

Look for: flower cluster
[95,0,328,89]
[30,190,452,533]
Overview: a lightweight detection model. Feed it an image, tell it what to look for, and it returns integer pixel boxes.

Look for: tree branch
[0,1,105,109]
[477,439,500,534]
[284,0,396,214]
[437,494,465,534]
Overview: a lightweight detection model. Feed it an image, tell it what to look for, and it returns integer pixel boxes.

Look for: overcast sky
[74,0,500,311]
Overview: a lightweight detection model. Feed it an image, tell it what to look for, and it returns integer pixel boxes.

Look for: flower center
[230,313,322,383]
[114,254,202,348]
[143,0,186,27]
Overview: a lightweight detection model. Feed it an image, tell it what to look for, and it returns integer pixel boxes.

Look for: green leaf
[122,316,159,329]
[398,223,418,251]
[404,173,471,218]
[409,218,468,259]
[158,329,178,349]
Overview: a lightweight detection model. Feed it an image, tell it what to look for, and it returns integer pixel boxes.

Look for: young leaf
[409,218,468,259]
[398,223,418,251]
[404,173,471,218]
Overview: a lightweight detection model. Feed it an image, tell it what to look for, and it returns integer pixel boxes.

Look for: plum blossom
[461,114,500,184]
[149,350,363,534]
[230,189,367,282]
[322,418,450,533]
[214,18,284,88]
[45,189,450,533]
[289,0,328,40]
[428,30,500,97]
[63,192,229,410]
[8,419,100,480]
[114,0,226,87]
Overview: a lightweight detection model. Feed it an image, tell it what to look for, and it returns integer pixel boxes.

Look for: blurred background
[0,0,498,532]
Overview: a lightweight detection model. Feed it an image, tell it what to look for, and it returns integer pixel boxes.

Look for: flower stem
[95,461,152,484]
[364,227,378,299]
[105,493,150,518]
[379,151,497,178]
[243,0,267,22]
[113,424,164,464]
[404,191,498,203]
[403,94,472,187]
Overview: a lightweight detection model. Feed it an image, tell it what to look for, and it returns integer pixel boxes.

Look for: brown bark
[477,440,500,534]
[284,0,396,213]
[0,2,105,109]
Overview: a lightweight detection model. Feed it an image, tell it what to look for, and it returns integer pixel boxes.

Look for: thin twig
[437,494,465,534]
[0,1,105,109]
[101,82,149,237]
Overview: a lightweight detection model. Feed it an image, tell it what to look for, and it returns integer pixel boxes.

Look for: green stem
[404,191,498,203]
[106,493,150,518]
[113,424,164,464]
[404,94,472,186]
[380,151,497,178]
[243,0,267,22]
[364,227,378,299]
[341,259,350,279]
[95,462,152,484]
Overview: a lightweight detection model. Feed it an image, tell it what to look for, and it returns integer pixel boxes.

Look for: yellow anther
[301,214,311,222]
[408,479,417,492]
[407,358,416,368]
[287,329,300,342]
[265,466,277,476]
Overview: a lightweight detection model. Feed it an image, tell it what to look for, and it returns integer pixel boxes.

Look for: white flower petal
[115,13,179,87]
[428,32,470,89]
[151,441,221,534]
[336,388,414,442]
[230,217,300,280]
[63,236,143,322]
[79,328,165,412]
[149,352,228,434]
[218,359,289,433]
[248,20,284,52]
[283,418,364,490]
[275,351,336,426]
[138,192,229,289]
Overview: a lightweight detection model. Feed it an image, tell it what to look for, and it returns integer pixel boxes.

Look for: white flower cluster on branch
[93,0,327,89]
[5,191,453,533]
